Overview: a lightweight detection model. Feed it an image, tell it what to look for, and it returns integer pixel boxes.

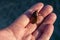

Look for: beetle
[30,11,38,24]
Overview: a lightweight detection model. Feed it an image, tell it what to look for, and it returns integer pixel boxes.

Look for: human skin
[0,3,57,40]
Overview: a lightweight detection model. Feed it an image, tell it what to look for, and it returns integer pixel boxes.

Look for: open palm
[0,3,57,40]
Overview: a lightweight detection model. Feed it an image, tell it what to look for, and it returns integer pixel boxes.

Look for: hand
[0,3,57,40]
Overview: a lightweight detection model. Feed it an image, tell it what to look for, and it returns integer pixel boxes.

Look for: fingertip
[28,2,44,13]
[43,13,57,24]
[39,5,53,17]
[46,5,53,11]
[36,2,44,6]
[48,13,57,24]
[51,13,57,21]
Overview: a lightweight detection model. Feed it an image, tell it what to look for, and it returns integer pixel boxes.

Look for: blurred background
[0,0,60,40]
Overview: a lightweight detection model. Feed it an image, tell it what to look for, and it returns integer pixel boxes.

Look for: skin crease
[0,3,57,40]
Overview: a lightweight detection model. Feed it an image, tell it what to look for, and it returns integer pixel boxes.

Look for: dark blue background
[0,0,60,40]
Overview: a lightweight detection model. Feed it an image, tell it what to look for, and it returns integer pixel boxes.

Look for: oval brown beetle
[30,11,38,24]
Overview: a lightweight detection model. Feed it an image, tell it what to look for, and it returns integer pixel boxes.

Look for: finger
[37,5,53,24]
[32,24,48,39]
[28,2,44,13]
[9,2,44,28]
[42,13,57,24]
[38,24,54,40]
[39,5,53,17]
